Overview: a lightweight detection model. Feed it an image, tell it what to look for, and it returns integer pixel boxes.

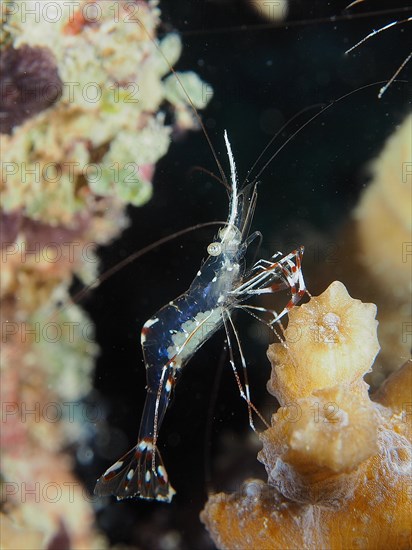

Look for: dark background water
[78,1,411,548]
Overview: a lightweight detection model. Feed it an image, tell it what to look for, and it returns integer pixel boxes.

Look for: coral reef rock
[1,1,212,548]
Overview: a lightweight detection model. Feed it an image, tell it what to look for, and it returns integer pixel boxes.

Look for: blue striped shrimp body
[94,132,307,501]
[94,132,261,501]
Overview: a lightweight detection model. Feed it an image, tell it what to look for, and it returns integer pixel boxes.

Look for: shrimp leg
[222,309,269,431]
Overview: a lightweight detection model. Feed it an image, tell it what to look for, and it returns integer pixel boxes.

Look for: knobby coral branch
[201,282,412,550]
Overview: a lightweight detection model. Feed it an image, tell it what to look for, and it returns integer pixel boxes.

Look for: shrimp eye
[207,242,222,256]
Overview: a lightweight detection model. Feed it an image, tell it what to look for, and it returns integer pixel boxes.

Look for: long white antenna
[345,15,412,98]
[224,130,238,230]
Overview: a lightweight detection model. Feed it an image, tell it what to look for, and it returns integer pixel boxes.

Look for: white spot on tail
[157,465,167,480]
[105,460,123,475]
[138,440,153,451]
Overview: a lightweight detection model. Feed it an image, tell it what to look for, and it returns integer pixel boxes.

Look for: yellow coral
[353,114,412,382]
[201,282,412,550]
[267,281,380,402]
[355,114,412,302]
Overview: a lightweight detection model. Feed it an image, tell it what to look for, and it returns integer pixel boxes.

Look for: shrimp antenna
[176,7,409,38]
[345,16,412,55]
[137,20,229,189]
[240,184,259,242]
[243,103,324,187]
[57,221,225,317]
[250,80,401,185]
[378,51,412,99]
[345,0,366,8]
[188,166,231,192]
[344,14,412,98]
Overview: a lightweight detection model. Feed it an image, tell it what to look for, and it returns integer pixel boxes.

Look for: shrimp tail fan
[94,438,175,502]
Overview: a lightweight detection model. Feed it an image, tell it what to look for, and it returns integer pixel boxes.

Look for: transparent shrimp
[94,131,306,501]
[93,15,389,502]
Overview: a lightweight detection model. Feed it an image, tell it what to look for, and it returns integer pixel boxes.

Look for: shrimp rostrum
[94,131,306,502]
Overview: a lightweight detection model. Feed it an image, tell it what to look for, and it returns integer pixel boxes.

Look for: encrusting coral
[201,281,412,549]
[0,1,212,547]
[1,0,211,315]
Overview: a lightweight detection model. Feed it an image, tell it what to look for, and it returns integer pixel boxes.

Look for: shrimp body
[95,132,259,501]
[95,131,307,501]
[142,249,244,380]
